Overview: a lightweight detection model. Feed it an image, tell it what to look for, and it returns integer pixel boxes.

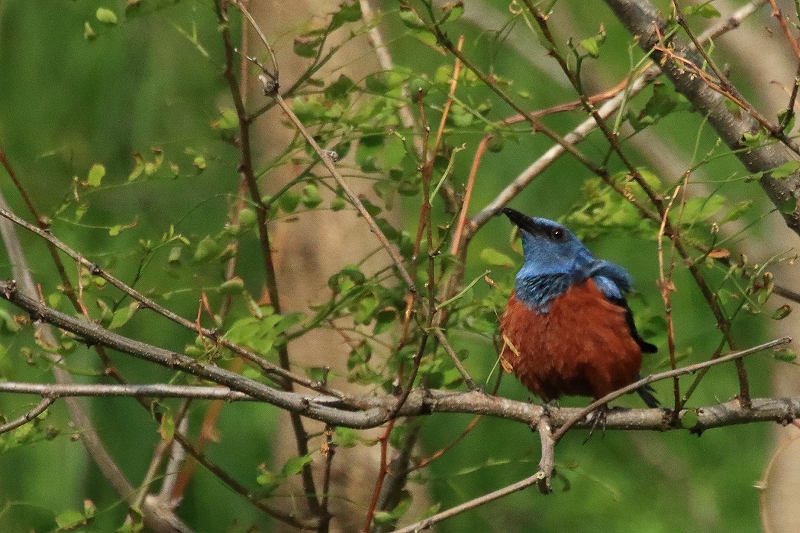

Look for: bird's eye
[550,227,565,241]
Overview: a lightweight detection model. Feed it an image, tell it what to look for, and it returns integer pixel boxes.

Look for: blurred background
[0,0,798,532]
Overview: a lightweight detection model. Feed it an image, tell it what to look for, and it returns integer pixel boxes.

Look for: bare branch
[0,396,54,435]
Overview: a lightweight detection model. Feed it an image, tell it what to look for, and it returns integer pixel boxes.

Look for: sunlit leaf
[87,163,105,187]
[96,7,118,24]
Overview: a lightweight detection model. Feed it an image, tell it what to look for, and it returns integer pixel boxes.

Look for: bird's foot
[583,404,612,443]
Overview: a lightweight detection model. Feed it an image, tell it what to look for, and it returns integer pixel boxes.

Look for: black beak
[502,207,538,235]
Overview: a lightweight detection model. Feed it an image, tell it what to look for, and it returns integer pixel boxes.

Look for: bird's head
[502,208,594,278]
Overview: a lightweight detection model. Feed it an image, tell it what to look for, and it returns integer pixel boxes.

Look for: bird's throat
[515,273,573,312]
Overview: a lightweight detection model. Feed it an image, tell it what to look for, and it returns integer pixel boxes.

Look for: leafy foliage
[0,0,796,532]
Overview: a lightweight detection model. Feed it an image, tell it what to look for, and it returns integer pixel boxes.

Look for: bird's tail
[636,383,660,408]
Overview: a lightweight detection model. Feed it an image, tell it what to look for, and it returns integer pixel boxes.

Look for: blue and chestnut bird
[499,208,659,407]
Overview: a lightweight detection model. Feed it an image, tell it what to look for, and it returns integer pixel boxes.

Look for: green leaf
[678,194,726,224]
[128,152,145,181]
[159,412,175,441]
[108,302,139,330]
[279,190,302,213]
[719,200,753,224]
[56,509,87,529]
[193,235,220,261]
[301,183,323,208]
[684,2,721,18]
[87,163,106,187]
[354,294,379,324]
[330,197,347,211]
[769,160,800,179]
[324,75,356,100]
[294,37,322,58]
[580,36,600,58]
[237,208,257,228]
[331,1,362,30]
[96,7,118,24]
[83,21,97,41]
[211,108,239,131]
[480,247,514,267]
[778,109,796,133]
[778,196,798,214]
[399,5,427,29]
[333,427,359,448]
[774,348,797,362]
[192,155,206,172]
[305,367,328,383]
[219,277,245,295]
[440,1,465,24]
[740,130,768,148]
[771,304,792,320]
[281,454,313,476]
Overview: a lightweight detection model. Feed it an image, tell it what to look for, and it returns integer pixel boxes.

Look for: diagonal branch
[604,0,800,235]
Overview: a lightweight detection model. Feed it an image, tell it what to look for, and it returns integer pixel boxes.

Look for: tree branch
[604,0,800,235]
[0,278,793,435]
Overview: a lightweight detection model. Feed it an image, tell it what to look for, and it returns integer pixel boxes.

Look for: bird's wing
[606,294,658,354]
[581,260,657,354]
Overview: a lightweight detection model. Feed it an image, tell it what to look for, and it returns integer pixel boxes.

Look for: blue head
[503,208,633,310]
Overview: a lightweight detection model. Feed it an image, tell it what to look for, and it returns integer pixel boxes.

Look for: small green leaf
[219,277,245,295]
[399,5,427,28]
[778,109,796,133]
[108,302,139,330]
[167,246,182,265]
[159,412,175,441]
[719,201,753,224]
[282,454,313,476]
[96,7,118,24]
[684,2,721,18]
[194,235,220,261]
[193,156,206,172]
[778,196,798,214]
[678,194,726,224]
[330,1,362,30]
[211,108,239,131]
[771,304,792,320]
[294,37,321,58]
[84,21,97,41]
[129,152,145,181]
[740,130,768,148]
[324,75,356,100]
[301,183,323,208]
[305,366,328,383]
[440,1,465,24]
[279,190,302,213]
[87,163,106,187]
[770,160,800,179]
[55,509,87,529]
[330,197,347,211]
[238,208,257,228]
[774,348,797,362]
[332,427,359,448]
[580,36,600,58]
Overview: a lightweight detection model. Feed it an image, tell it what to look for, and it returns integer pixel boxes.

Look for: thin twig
[392,470,546,533]
[0,396,54,434]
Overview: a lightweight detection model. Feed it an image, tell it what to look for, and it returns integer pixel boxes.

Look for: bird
[499,207,659,408]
